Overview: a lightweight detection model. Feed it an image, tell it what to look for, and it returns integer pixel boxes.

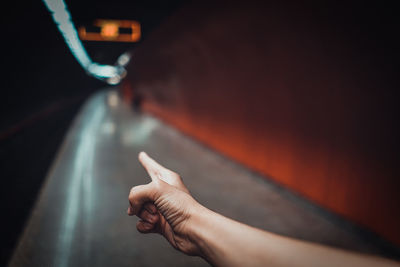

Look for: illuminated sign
[79,19,141,42]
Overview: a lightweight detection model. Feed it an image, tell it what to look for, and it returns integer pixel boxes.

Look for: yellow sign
[79,19,141,42]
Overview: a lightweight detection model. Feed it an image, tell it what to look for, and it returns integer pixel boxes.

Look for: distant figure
[128,152,400,267]
[132,94,143,113]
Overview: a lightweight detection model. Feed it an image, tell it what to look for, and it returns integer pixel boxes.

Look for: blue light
[42,0,128,84]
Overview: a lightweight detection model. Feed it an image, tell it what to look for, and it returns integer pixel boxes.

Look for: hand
[127,152,203,255]
[127,153,400,267]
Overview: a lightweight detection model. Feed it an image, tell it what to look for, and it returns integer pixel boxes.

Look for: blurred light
[101,22,119,39]
[117,52,131,67]
[120,117,158,146]
[54,97,105,267]
[107,91,119,107]
[42,0,129,84]
[102,122,116,135]
[107,75,122,85]
[79,19,141,43]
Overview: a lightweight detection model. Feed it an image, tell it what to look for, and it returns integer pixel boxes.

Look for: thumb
[128,182,158,215]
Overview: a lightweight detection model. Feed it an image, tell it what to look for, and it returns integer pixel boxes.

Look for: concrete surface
[8,89,398,267]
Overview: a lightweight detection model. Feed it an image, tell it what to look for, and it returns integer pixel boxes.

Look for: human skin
[128,152,400,267]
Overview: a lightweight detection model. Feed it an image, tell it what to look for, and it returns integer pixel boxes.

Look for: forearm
[131,152,399,267]
[189,205,399,267]
[188,204,269,266]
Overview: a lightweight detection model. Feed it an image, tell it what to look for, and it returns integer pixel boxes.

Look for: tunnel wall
[125,1,400,245]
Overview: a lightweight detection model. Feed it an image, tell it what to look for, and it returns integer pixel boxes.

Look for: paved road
[8,89,397,266]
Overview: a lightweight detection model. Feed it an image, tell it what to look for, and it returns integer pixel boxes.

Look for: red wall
[125,2,400,245]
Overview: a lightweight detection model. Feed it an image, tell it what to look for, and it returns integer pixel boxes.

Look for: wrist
[186,202,270,266]
[186,203,225,263]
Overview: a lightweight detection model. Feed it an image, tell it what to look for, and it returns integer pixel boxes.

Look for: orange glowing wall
[125,2,400,245]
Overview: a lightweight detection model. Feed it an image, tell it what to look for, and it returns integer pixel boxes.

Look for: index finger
[138,151,167,181]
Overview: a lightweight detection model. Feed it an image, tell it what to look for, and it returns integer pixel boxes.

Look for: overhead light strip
[42,0,129,84]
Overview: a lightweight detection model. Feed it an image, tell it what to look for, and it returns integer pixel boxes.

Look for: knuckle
[170,170,179,177]
[128,187,136,201]
[152,169,162,179]
[129,186,141,209]
[129,186,136,195]
[153,179,164,191]
[168,170,182,182]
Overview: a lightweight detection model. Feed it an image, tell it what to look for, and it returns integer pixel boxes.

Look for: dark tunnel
[1,1,399,266]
